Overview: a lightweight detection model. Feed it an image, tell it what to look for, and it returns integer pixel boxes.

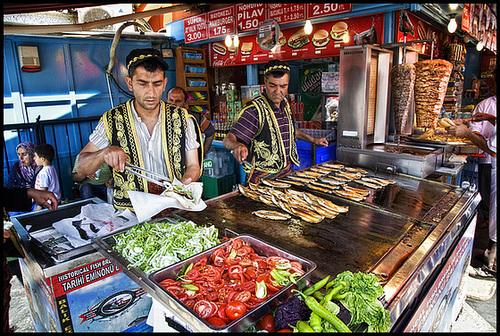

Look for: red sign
[209,14,384,68]
[236,3,266,33]
[306,3,352,19]
[462,4,471,33]
[184,13,208,44]
[207,6,235,39]
[268,4,306,25]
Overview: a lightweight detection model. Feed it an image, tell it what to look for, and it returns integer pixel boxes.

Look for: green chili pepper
[181,284,198,291]
[313,291,324,301]
[303,275,330,296]
[309,312,323,332]
[289,272,302,284]
[295,291,351,333]
[270,268,290,286]
[184,263,194,275]
[332,292,349,300]
[275,262,292,270]
[296,320,316,333]
[229,248,237,259]
[321,281,346,305]
[255,280,267,299]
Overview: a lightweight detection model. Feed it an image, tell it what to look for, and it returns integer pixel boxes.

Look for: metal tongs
[124,163,194,200]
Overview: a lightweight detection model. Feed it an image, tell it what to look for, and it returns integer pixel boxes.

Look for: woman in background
[6,141,41,216]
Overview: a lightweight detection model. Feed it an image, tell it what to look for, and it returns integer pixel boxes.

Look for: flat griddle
[176,192,419,283]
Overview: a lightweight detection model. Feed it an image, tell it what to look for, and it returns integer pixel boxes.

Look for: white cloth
[34,165,62,201]
[469,96,497,164]
[487,123,496,242]
[89,100,200,181]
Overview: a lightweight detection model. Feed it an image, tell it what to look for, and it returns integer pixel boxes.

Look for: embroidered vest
[244,95,300,174]
[102,100,203,210]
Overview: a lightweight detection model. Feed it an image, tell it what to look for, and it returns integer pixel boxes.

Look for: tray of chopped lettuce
[91,214,221,292]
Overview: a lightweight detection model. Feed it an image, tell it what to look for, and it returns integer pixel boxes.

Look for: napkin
[128,179,206,223]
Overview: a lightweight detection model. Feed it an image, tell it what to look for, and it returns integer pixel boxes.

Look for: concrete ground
[6,220,496,332]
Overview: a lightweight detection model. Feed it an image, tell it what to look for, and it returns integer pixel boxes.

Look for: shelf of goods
[175,46,211,118]
[12,160,480,332]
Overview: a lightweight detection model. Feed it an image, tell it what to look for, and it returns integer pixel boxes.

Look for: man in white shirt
[75,48,203,210]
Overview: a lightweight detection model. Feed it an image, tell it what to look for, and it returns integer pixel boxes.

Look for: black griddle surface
[177,193,419,283]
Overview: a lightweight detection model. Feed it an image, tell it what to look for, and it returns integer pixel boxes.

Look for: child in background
[33,143,62,211]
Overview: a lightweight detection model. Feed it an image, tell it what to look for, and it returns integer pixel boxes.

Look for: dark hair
[167,86,188,102]
[35,143,55,163]
[126,48,169,78]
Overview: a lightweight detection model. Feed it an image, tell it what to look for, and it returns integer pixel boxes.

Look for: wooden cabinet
[175,46,211,119]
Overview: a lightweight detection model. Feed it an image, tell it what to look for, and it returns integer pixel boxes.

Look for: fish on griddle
[355,179,383,189]
[252,210,291,220]
[332,189,366,202]
[320,176,348,185]
[261,179,291,189]
[342,185,370,197]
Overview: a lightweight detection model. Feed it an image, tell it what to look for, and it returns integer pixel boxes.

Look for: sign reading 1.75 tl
[184,3,352,44]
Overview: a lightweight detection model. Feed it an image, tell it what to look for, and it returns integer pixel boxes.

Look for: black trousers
[478,163,491,223]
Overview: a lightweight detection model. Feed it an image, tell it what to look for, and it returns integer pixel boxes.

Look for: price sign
[208,6,235,39]
[461,4,470,33]
[184,13,208,44]
[306,3,352,19]
[236,3,266,32]
[268,4,306,25]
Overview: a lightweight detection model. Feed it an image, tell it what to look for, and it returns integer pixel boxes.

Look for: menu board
[307,3,353,19]
[184,3,353,44]
[184,13,208,44]
[208,14,384,68]
[236,3,266,33]
[268,4,306,25]
[208,6,236,39]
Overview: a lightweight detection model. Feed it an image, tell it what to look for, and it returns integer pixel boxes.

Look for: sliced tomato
[242,280,256,293]
[277,328,293,332]
[193,299,217,319]
[238,258,252,267]
[215,302,230,322]
[290,261,303,270]
[206,316,227,327]
[185,268,200,280]
[207,279,226,290]
[159,278,177,288]
[233,290,251,303]
[193,257,208,268]
[225,300,247,320]
[266,256,290,267]
[229,238,243,250]
[228,265,243,280]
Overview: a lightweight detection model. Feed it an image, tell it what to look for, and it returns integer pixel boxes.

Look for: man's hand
[231,145,248,164]
[447,124,472,138]
[27,189,58,211]
[103,146,128,172]
[471,112,496,125]
[314,137,329,147]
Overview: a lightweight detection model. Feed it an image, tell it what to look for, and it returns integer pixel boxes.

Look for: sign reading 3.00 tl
[236,3,266,32]
[184,13,208,43]
[208,6,236,39]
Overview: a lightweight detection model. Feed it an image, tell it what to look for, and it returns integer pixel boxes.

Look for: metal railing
[3,116,101,201]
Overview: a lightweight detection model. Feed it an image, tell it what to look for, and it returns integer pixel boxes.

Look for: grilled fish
[275,178,306,187]
[320,177,348,185]
[252,210,291,220]
[344,167,369,175]
[296,170,323,178]
[333,189,365,202]
[321,163,345,170]
[261,179,291,189]
[357,179,384,189]
[342,185,370,197]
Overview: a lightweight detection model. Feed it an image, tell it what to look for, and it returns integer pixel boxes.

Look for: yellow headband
[127,54,155,69]
[264,64,290,75]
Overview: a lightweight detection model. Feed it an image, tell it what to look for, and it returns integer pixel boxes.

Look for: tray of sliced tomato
[148,235,316,332]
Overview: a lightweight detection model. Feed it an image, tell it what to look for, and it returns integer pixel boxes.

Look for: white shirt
[89,101,200,181]
[34,165,62,201]
[469,96,497,164]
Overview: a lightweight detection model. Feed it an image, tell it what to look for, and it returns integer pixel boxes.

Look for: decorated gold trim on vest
[246,95,299,174]
[102,100,202,210]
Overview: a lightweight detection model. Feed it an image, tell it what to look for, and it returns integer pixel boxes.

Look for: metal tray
[148,234,317,332]
[402,135,471,146]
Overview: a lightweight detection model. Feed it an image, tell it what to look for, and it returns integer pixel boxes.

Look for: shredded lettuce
[112,220,220,274]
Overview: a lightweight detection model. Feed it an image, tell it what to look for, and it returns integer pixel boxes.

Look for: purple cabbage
[273,296,312,330]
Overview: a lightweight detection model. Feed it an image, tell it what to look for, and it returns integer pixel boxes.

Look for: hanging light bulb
[342,33,350,44]
[476,40,484,51]
[233,33,239,48]
[304,20,313,35]
[448,17,457,33]
[449,4,459,10]
[225,34,232,48]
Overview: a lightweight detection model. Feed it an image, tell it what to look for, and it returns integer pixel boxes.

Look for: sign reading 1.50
[306,3,352,19]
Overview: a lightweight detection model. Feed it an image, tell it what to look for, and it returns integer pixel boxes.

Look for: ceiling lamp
[225,34,232,48]
[304,20,313,35]
[449,4,459,11]
[476,40,484,51]
[448,15,457,33]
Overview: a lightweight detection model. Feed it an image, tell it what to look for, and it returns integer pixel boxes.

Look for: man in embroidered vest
[223,59,328,184]
[75,48,203,210]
